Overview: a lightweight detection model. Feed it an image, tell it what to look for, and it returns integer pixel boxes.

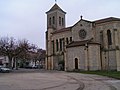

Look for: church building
[45,3,120,71]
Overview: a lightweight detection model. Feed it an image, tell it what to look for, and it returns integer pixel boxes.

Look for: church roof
[46,4,66,14]
[52,27,72,34]
[66,40,100,48]
[94,17,120,24]
[73,19,92,27]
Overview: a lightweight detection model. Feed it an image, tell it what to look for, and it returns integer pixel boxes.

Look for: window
[53,16,55,24]
[62,38,65,49]
[75,58,78,69]
[56,39,59,51]
[107,30,112,45]
[66,38,69,44]
[0,60,2,65]
[62,18,64,26]
[49,17,51,25]
[60,39,62,51]
[59,17,61,26]
[70,37,72,42]
[79,29,87,39]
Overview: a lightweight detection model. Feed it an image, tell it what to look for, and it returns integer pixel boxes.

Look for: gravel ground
[0,69,119,90]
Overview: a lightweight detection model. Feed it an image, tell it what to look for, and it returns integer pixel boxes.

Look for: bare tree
[16,39,39,68]
[37,49,46,69]
[0,37,18,68]
[0,37,34,69]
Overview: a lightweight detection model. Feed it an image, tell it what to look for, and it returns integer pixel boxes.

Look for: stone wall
[88,44,101,70]
[66,44,101,71]
[66,46,85,71]
[96,21,120,71]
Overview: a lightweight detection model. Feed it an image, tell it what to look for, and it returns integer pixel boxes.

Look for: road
[0,69,120,90]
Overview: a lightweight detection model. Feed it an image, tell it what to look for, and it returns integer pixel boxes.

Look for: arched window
[75,58,78,69]
[62,18,64,26]
[53,16,55,24]
[70,37,72,42]
[59,17,61,26]
[49,17,51,25]
[60,39,62,51]
[66,38,69,44]
[107,30,112,45]
[56,39,59,51]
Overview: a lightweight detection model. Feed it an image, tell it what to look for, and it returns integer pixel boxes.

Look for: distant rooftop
[94,17,120,24]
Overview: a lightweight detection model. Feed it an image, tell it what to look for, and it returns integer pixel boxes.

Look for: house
[0,56,9,67]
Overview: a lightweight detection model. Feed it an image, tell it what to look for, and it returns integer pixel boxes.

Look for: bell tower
[46,3,66,30]
[45,3,66,70]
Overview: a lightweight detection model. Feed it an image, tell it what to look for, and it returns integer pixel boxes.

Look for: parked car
[0,66,11,73]
[32,65,38,69]
[25,65,39,69]
[25,65,32,69]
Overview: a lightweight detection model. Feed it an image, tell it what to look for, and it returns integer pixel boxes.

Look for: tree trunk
[15,58,18,70]
[8,56,13,69]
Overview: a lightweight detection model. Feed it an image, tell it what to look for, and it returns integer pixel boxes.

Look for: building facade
[45,4,120,71]
[0,56,9,67]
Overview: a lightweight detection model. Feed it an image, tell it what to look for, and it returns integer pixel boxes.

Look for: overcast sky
[0,0,120,49]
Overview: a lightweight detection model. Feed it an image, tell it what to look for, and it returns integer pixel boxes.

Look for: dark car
[0,66,11,73]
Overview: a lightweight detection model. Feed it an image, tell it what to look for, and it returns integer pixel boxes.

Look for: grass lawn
[79,71,120,79]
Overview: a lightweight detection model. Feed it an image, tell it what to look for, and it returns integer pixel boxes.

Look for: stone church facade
[45,4,120,71]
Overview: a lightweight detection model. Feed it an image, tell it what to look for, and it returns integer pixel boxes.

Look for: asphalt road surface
[0,69,120,90]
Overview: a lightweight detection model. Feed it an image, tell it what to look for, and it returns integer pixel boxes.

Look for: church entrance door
[75,58,78,69]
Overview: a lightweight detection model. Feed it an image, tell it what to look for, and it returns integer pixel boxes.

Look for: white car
[0,66,11,73]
